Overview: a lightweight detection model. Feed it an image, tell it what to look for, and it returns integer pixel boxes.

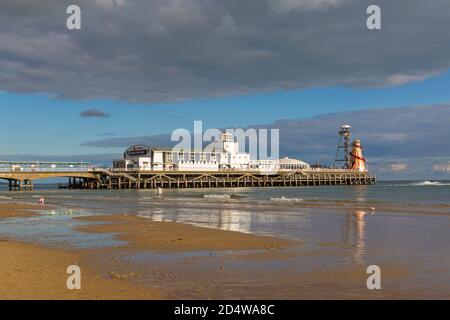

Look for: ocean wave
[203,194,231,199]
[32,195,73,198]
[411,181,450,186]
[380,181,450,187]
[270,196,303,202]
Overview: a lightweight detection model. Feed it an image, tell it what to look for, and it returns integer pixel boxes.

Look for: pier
[0,161,376,191]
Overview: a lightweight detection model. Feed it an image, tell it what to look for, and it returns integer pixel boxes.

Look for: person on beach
[38,197,45,206]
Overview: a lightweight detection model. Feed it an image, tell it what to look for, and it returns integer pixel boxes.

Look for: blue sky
[2,0,450,179]
[2,69,450,156]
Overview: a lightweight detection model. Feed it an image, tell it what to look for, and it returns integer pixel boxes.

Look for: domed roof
[278,157,310,166]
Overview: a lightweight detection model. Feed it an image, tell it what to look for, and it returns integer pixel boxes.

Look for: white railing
[0,167,92,173]
[0,166,370,174]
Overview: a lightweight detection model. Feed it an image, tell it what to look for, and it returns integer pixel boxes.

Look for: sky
[1,0,450,179]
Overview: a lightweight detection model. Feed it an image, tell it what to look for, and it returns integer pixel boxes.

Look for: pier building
[113,132,308,172]
[0,126,376,190]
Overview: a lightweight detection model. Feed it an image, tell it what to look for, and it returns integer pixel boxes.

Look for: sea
[1,180,449,298]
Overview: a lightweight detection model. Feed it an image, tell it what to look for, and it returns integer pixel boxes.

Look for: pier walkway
[0,161,376,191]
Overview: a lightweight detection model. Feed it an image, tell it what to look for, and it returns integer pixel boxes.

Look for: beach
[0,202,297,299]
[1,182,450,299]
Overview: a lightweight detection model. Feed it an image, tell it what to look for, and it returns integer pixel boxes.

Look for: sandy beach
[76,215,295,252]
[1,186,449,300]
[0,202,46,219]
[0,203,297,299]
[0,203,161,299]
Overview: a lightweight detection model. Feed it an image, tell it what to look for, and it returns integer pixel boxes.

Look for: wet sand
[0,202,46,219]
[0,241,160,300]
[73,215,412,299]
[0,204,299,299]
[0,201,447,299]
[0,203,161,299]
[76,215,295,252]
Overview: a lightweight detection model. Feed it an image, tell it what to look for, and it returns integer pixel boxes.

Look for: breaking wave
[203,194,231,199]
[270,196,303,202]
[411,181,450,186]
[382,181,450,187]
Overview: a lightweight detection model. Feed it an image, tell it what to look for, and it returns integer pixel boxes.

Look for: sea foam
[412,181,450,186]
[203,194,231,199]
[270,196,303,202]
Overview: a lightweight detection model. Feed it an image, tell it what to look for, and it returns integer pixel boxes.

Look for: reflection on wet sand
[342,210,372,264]
[139,204,312,237]
[149,210,252,233]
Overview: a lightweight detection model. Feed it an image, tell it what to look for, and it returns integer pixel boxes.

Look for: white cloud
[215,15,237,35]
[94,0,128,9]
[385,73,434,86]
[267,0,350,13]
[369,133,408,144]
[387,163,408,172]
[433,163,450,172]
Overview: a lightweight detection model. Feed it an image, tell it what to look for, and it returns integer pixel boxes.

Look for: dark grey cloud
[80,109,110,117]
[0,0,449,103]
[81,104,450,179]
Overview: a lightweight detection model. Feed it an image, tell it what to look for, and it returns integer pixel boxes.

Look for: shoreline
[75,214,296,252]
[0,202,299,299]
[0,202,49,219]
[0,203,160,299]
[1,198,449,299]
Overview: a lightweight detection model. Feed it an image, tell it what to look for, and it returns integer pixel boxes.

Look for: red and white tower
[350,139,366,172]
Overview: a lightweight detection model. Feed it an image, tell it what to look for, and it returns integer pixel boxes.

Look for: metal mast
[333,124,352,169]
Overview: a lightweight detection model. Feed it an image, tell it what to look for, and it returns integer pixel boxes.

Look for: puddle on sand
[0,208,126,249]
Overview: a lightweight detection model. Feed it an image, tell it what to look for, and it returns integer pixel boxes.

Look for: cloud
[0,0,449,103]
[80,109,110,118]
[214,14,237,35]
[433,163,450,172]
[385,73,435,86]
[267,0,350,13]
[381,163,408,172]
[94,0,128,9]
[81,104,450,179]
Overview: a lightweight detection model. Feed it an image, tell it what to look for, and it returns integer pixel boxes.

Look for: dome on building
[278,157,310,169]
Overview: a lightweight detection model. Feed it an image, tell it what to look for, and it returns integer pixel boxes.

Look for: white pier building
[113,132,310,172]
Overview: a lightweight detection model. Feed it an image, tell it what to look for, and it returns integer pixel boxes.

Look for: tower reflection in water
[343,209,370,264]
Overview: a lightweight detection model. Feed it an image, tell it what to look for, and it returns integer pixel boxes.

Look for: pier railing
[0,166,370,174]
[0,163,376,190]
[0,167,92,172]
